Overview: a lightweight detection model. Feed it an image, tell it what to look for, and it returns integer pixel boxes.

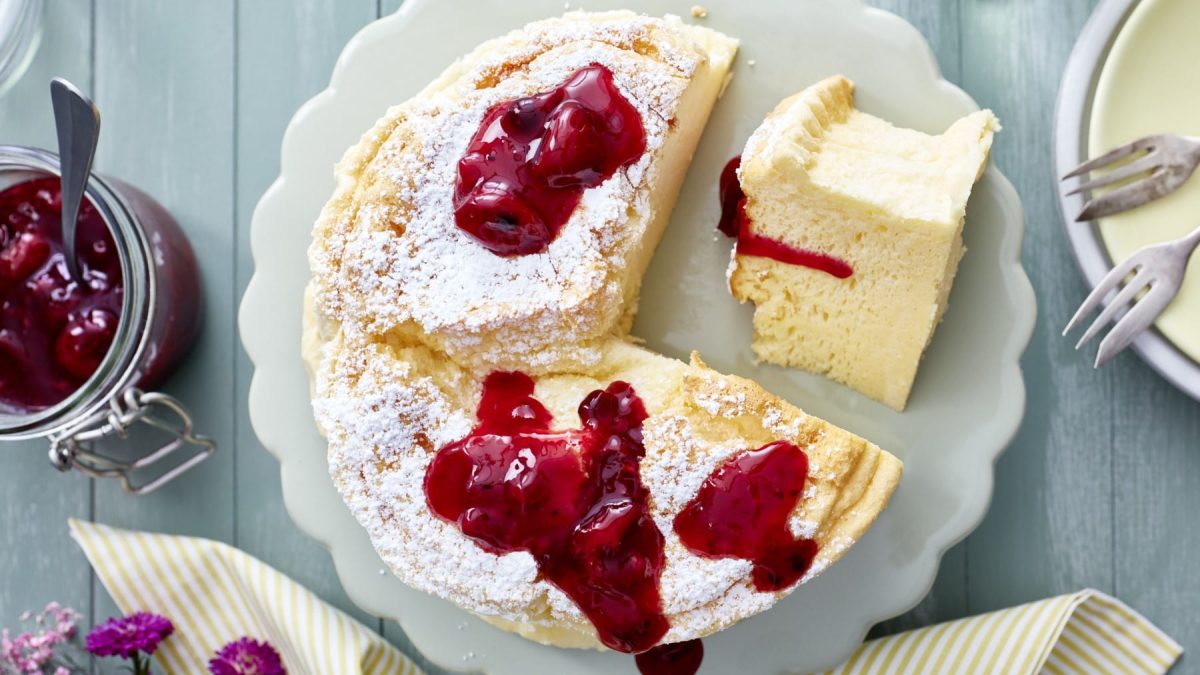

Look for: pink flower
[0,604,83,674]
[208,637,285,675]
[85,612,174,659]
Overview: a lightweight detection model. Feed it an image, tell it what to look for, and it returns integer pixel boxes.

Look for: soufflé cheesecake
[304,12,902,659]
[724,75,998,410]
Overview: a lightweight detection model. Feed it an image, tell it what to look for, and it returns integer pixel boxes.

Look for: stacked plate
[1057,0,1200,400]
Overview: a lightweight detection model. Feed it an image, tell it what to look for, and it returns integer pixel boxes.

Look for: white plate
[1055,0,1200,402]
[240,1,1035,672]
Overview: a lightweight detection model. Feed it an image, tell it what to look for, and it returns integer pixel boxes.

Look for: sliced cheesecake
[727,75,999,410]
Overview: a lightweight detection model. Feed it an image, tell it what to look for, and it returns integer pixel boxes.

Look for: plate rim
[1054,0,1200,402]
[239,0,1036,671]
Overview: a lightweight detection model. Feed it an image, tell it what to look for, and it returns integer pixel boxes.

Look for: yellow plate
[1091,0,1200,361]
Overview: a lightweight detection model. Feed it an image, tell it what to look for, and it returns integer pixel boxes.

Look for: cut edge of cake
[730,75,998,410]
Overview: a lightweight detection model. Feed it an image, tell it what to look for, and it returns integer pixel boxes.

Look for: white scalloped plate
[240,1,1035,672]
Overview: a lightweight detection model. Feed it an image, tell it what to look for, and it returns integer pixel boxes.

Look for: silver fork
[1064,133,1200,221]
[1064,223,1200,366]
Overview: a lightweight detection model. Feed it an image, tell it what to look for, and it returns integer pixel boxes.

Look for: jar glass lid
[0,0,41,98]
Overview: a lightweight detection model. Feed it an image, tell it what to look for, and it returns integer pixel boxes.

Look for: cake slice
[726,75,998,410]
[305,313,902,652]
[309,11,739,375]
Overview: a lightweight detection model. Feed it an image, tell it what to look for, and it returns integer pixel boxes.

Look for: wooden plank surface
[0,0,94,638]
[88,0,238,647]
[2,0,1199,673]
[957,0,1117,615]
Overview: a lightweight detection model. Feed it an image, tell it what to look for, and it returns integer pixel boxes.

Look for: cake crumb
[748,59,757,67]
[690,5,708,18]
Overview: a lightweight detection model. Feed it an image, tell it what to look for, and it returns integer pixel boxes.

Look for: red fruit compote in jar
[0,177,122,411]
[0,146,201,432]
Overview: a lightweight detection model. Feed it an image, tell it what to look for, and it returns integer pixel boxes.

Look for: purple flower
[208,637,285,675]
[85,612,174,659]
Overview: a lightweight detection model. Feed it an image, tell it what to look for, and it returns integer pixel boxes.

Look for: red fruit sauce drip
[0,177,123,412]
[674,440,818,592]
[635,639,705,675]
[718,155,853,279]
[454,64,647,256]
[424,371,669,653]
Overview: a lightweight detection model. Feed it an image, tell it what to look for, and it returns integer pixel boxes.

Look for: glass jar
[0,0,42,97]
[0,145,212,493]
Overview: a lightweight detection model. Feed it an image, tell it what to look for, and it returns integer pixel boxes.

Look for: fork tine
[1077,176,1176,221]
[1094,283,1176,366]
[1073,268,1151,348]
[1063,255,1142,335]
[1063,140,1147,179]
[1065,155,1160,195]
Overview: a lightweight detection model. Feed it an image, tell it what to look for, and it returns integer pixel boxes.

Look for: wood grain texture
[0,0,94,632]
[957,0,1116,613]
[89,0,237,645]
[4,0,1200,673]
[1113,362,1200,669]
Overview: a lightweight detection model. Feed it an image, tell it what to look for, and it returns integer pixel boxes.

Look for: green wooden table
[2,1,1196,673]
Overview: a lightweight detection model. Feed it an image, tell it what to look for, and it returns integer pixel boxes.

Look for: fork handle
[1182,223,1200,252]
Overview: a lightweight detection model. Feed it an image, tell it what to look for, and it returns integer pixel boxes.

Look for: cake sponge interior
[731,75,998,410]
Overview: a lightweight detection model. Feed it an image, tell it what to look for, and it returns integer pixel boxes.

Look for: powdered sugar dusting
[311,12,700,373]
[314,338,551,616]
[690,374,749,417]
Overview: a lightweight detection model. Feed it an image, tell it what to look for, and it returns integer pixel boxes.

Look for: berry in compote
[673,440,819,592]
[717,155,854,279]
[0,177,123,412]
[424,370,668,653]
[454,64,647,256]
[635,639,704,675]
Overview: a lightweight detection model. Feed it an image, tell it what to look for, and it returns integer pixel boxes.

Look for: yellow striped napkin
[824,590,1181,675]
[70,519,1181,675]
[68,519,420,675]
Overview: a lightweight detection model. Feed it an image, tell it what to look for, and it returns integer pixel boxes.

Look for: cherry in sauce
[673,440,818,592]
[718,155,853,279]
[454,64,647,256]
[424,371,668,653]
[635,639,704,675]
[0,177,122,412]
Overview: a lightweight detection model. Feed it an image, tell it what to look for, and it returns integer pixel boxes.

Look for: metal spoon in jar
[49,78,101,284]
